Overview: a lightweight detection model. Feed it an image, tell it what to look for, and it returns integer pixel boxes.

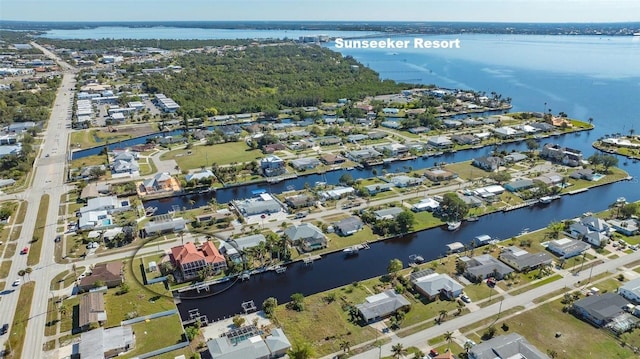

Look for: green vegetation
[4,282,35,357]
[126,314,185,357]
[27,194,50,266]
[142,45,412,116]
[0,81,58,124]
[162,141,263,168]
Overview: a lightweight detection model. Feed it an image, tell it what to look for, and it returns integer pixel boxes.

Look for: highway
[0,42,76,358]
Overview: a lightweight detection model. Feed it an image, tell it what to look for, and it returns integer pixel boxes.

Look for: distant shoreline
[1,20,639,36]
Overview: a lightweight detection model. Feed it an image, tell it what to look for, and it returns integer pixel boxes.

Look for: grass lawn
[6,282,35,357]
[70,154,109,170]
[489,299,634,358]
[15,200,28,225]
[508,274,562,295]
[561,167,628,194]
[125,314,185,357]
[0,260,11,279]
[324,227,378,253]
[161,142,263,168]
[45,296,60,336]
[412,211,444,231]
[27,194,50,266]
[462,282,500,303]
[3,243,17,258]
[103,260,176,327]
[273,283,382,356]
[444,161,487,181]
[59,295,81,334]
[70,129,144,150]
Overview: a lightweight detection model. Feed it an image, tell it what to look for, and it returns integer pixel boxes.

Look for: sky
[1,0,639,23]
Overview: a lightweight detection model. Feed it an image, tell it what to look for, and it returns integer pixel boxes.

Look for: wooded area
[141,44,414,116]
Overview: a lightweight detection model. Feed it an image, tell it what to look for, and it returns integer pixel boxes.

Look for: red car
[20,247,28,255]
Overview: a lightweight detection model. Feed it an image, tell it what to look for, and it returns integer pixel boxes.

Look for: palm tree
[18,269,26,281]
[391,343,407,359]
[444,331,454,352]
[463,340,474,354]
[339,340,351,354]
[287,342,314,359]
[438,309,448,323]
[58,303,68,317]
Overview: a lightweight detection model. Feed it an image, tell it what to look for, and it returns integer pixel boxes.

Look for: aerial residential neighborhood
[0,10,639,359]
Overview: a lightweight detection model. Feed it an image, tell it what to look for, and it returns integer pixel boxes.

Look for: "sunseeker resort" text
[334,38,461,49]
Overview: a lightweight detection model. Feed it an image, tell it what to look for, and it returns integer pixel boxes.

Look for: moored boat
[447,221,461,231]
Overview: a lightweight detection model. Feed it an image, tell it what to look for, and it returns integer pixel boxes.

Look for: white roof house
[619,277,640,304]
[547,238,591,259]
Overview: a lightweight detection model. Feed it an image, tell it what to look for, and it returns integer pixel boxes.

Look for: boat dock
[503,199,538,212]
[303,254,322,265]
[568,188,589,195]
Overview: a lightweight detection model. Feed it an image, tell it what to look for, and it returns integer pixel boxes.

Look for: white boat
[343,245,363,256]
[617,197,627,204]
[539,196,553,204]
[447,221,461,231]
[409,254,425,263]
[465,216,479,222]
[274,265,287,274]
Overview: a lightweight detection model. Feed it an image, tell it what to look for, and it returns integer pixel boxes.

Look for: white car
[461,294,471,303]
[12,279,21,287]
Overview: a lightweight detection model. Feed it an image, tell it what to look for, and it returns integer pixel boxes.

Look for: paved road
[343,251,640,359]
[0,42,76,359]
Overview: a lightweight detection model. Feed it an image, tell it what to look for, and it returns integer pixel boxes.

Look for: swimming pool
[102,219,112,226]
[591,173,605,181]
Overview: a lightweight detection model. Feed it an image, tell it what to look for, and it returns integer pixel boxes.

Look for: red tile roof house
[170,241,227,281]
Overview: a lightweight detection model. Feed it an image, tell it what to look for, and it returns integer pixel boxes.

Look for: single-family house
[170,241,227,280]
[142,216,188,236]
[347,148,382,163]
[263,143,287,154]
[319,153,345,165]
[618,277,640,304]
[572,293,630,327]
[461,254,514,282]
[493,126,520,139]
[533,172,564,186]
[570,168,596,181]
[540,143,583,167]
[78,262,124,291]
[261,155,286,177]
[289,157,321,171]
[546,237,591,258]
[504,152,528,163]
[140,172,175,193]
[218,234,266,257]
[318,186,355,200]
[364,182,394,195]
[499,246,553,272]
[412,197,440,212]
[285,194,315,209]
[423,169,457,182]
[186,170,215,183]
[334,217,364,236]
[451,134,480,145]
[283,223,327,252]
[390,175,422,188]
[468,333,549,359]
[408,126,430,134]
[504,179,536,192]
[235,193,283,217]
[373,207,404,220]
[356,289,411,323]
[79,326,135,359]
[79,196,130,215]
[472,156,504,172]
[410,269,464,301]
[608,219,640,236]
[79,292,107,329]
[427,136,453,148]
[207,326,291,359]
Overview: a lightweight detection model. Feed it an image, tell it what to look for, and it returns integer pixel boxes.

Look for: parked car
[461,294,471,303]
[20,247,28,255]
[0,323,8,335]
[12,278,21,286]
[429,349,439,357]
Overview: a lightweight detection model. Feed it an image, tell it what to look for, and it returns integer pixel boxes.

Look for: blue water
[45,27,640,318]
[39,26,381,40]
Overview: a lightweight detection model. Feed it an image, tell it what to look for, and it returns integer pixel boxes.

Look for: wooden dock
[303,254,322,265]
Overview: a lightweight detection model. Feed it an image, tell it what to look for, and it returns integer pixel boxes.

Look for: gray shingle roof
[469,333,549,359]
[356,290,410,322]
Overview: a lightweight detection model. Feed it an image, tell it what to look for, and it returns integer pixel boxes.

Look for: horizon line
[1,19,640,25]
